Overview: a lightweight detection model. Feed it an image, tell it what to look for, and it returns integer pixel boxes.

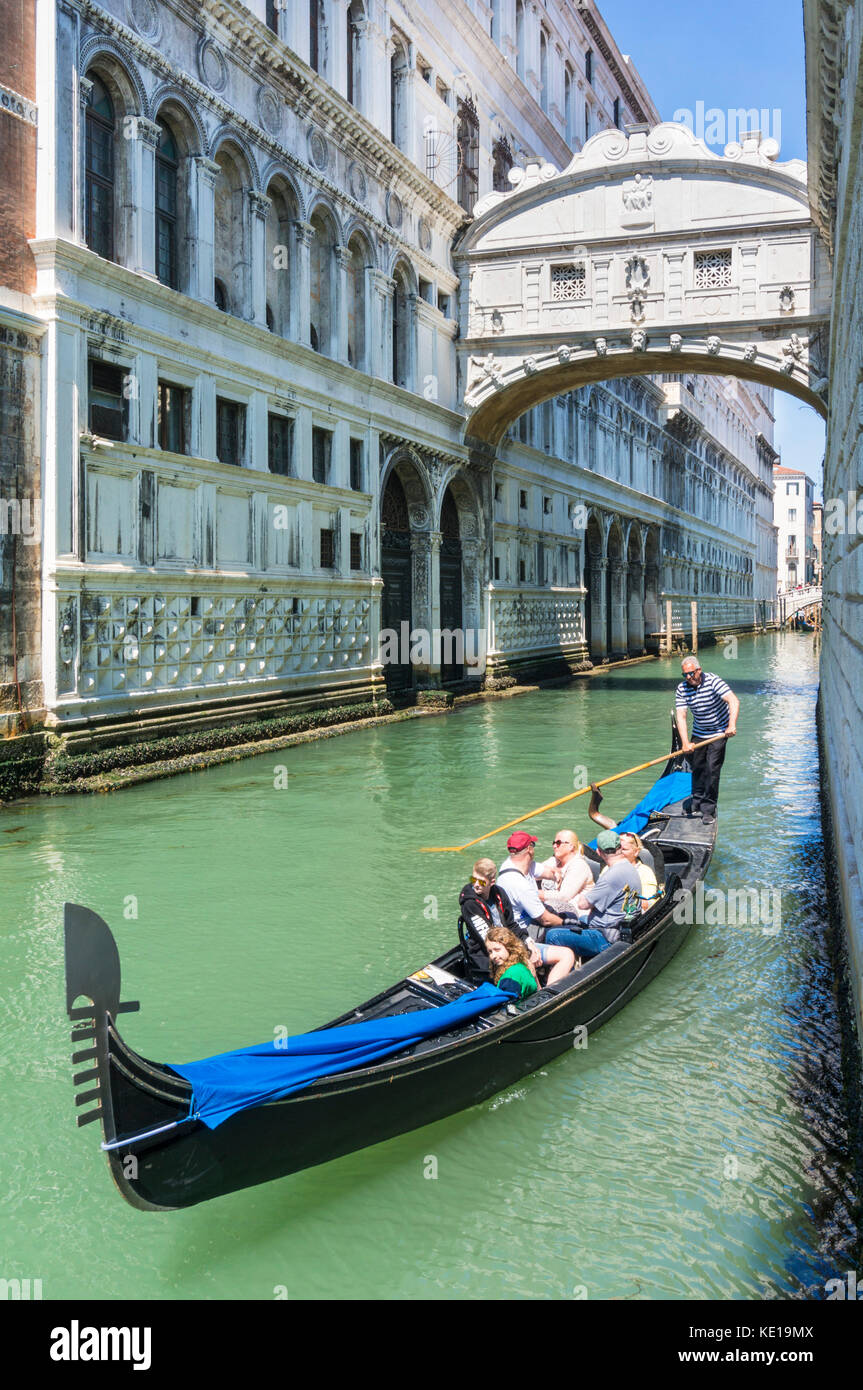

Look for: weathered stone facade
[805,0,863,1044]
[3,0,780,761]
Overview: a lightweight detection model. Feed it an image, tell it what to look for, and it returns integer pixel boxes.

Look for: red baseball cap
[507,831,538,851]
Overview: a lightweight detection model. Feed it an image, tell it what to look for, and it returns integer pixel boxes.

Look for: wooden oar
[419,732,728,852]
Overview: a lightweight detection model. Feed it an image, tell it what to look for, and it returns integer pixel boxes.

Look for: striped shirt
[675,671,732,737]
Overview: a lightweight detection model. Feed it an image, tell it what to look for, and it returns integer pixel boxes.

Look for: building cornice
[574,1,656,126]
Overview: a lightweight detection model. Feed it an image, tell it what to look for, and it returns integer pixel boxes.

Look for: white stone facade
[25,0,780,731]
[773,465,816,591]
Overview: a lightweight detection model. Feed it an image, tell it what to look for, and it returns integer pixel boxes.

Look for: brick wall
[0,0,36,295]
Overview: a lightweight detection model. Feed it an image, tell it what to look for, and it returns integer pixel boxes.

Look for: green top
[498,961,538,999]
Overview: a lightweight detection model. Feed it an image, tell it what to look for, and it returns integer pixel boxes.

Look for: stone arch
[260,160,307,220]
[209,125,261,190]
[150,85,207,154]
[212,139,253,317]
[264,173,300,337]
[80,41,149,116]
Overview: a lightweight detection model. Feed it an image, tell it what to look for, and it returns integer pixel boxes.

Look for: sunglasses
[552,839,571,846]
[471,876,490,888]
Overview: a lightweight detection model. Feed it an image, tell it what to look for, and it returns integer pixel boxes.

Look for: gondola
[64,725,715,1211]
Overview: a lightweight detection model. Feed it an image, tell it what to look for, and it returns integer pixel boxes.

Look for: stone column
[461,536,485,679]
[284,0,310,64]
[370,270,395,380]
[75,76,94,246]
[335,244,352,363]
[428,529,442,685]
[611,562,628,659]
[591,557,608,661]
[292,221,314,345]
[352,20,374,121]
[364,21,390,132]
[128,116,160,278]
[628,561,645,653]
[410,530,433,685]
[248,190,272,327]
[191,156,220,303]
[331,0,350,101]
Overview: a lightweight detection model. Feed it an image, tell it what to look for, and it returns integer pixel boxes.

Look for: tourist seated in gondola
[545,830,642,960]
[616,831,660,911]
[485,927,539,1000]
[496,833,579,980]
[587,782,660,878]
[459,857,576,983]
[533,829,595,912]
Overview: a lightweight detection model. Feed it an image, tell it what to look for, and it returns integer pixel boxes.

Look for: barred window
[312,427,332,484]
[457,97,480,215]
[551,263,586,301]
[268,414,294,476]
[320,527,335,567]
[158,381,190,454]
[694,249,732,288]
[216,398,245,466]
[350,532,363,570]
[349,438,364,491]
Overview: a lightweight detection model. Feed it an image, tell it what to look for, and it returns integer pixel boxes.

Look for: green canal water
[1,632,858,1299]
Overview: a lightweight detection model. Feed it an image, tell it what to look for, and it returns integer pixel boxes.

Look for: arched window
[309,209,337,355]
[492,136,513,193]
[585,48,593,86]
[540,29,549,113]
[390,38,408,150]
[155,118,179,289]
[310,0,322,74]
[515,1,525,80]
[347,1,362,107]
[214,278,229,311]
[456,97,479,214]
[346,233,369,369]
[564,68,573,143]
[85,76,115,260]
[391,264,411,388]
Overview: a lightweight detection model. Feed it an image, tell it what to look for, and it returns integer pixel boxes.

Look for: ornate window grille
[694,250,732,288]
[457,97,479,214]
[492,136,513,193]
[551,263,587,301]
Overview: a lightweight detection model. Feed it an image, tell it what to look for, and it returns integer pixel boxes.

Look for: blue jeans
[545,927,611,961]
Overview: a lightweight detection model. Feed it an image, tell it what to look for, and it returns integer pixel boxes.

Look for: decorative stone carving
[197,37,228,93]
[417,215,432,251]
[126,0,160,39]
[257,87,282,138]
[523,356,538,375]
[630,295,646,324]
[409,506,429,528]
[594,338,608,356]
[557,344,572,363]
[348,161,367,203]
[385,190,403,229]
[622,174,653,213]
[631,329,647,351]
[743,344,757,362]
[469,353,505,392]
[779,285,796,313]
[308,128,329,171]
[782,333,805,373]
[707,336,721,355]
[491,310,504,332]
[625,256,650,292]
[669,333,683,352]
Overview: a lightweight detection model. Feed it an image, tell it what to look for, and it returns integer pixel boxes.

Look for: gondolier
[674,656,739,822]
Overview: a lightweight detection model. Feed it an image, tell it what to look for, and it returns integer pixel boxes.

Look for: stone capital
[247,189,272,219]
[79,76,94,108]
[293,220,315,247]
[194,156,221,188]
[133,116,161,148]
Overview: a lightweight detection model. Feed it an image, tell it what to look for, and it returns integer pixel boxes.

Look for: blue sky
[597,0,825,489]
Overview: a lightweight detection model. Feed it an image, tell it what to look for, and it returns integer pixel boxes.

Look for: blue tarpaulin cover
[171,981,509,1129]
[587,769,691,848]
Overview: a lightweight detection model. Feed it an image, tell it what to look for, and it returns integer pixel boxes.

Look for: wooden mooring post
[691,601,698,654]
[665,599,673,655]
